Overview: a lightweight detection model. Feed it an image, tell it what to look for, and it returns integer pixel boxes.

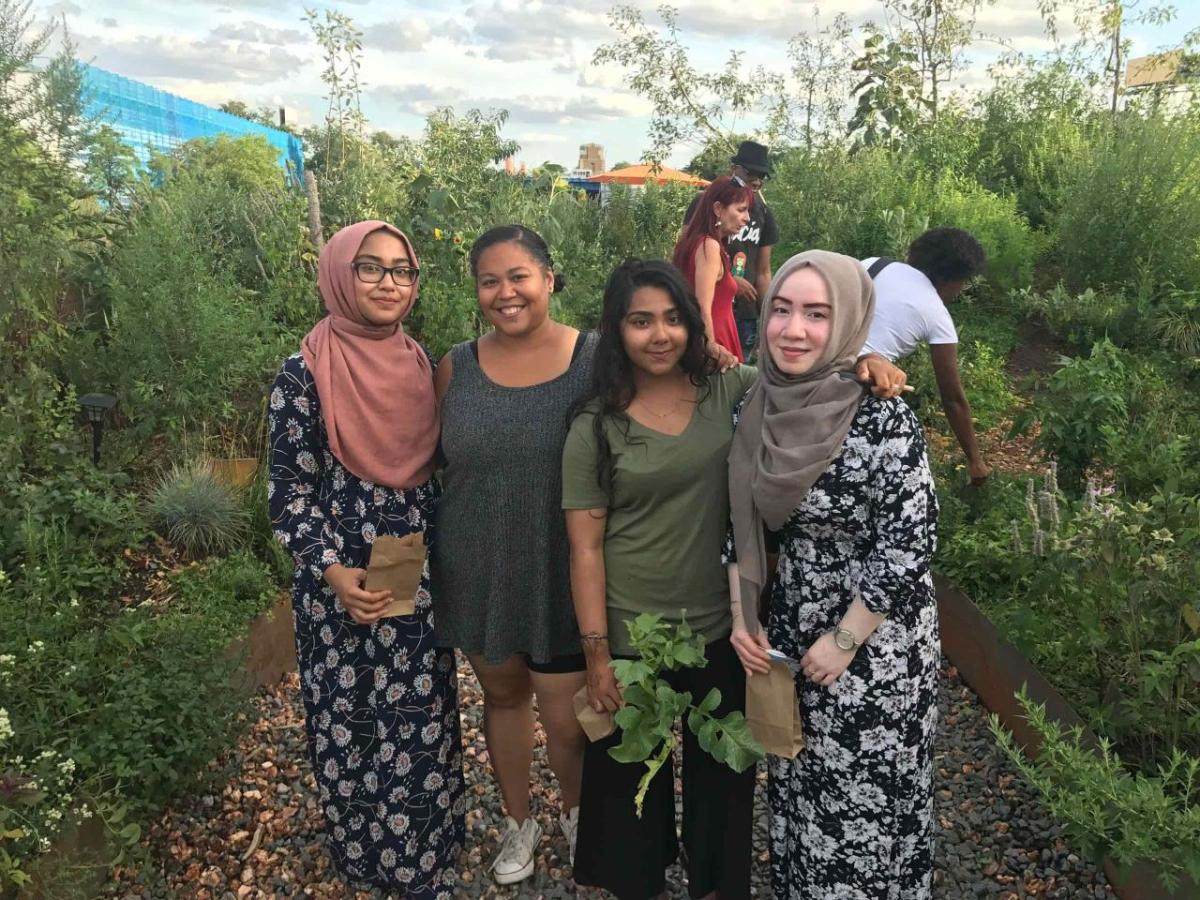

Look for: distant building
[576,142,605,176]
[81,64,304,178]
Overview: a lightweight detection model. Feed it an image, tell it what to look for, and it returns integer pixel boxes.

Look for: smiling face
[351,230,415,327]
[621,285,688,377]
[764,266,833,375]
[713,198,751,238]
[474,240,555,337]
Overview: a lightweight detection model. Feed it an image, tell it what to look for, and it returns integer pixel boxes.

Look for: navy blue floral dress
[268,353,464,898]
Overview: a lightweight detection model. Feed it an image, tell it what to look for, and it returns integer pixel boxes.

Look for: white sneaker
[492,815,541,885]
[559,806,579,864]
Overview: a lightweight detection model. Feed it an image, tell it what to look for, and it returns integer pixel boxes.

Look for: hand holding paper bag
[745,657,805,758]
[364,533,427,617]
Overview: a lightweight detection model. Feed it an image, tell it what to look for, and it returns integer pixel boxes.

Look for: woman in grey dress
[431,225,593,885]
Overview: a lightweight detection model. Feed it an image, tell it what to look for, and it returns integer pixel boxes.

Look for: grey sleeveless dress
[432,331,598,664]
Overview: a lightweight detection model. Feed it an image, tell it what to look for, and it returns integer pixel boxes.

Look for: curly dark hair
[906,227,986,287]
[569,258,717,495]
[468,224,566,293]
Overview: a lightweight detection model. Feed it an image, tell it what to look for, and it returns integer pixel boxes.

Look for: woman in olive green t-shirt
[562,259,756,900]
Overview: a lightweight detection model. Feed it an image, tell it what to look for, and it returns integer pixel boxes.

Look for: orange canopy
[589,164,710,187]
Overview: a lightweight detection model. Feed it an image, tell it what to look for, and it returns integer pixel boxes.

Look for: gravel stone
[102,659,1116,899]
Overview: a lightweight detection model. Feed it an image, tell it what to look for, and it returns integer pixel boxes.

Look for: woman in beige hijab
[727,250,941,899]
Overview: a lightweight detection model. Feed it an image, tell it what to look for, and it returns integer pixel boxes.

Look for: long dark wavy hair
[569,258,718,495]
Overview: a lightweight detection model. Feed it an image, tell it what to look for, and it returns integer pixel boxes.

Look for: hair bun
[553,272,567,293]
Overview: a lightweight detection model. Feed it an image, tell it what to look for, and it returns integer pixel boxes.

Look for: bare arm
[930,343,990,483]
[754,244,773,303]
[693,237,723,343]
[566,507,623,713]
[433,351,454,404]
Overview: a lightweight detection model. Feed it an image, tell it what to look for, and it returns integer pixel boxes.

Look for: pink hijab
[301,220,438,489]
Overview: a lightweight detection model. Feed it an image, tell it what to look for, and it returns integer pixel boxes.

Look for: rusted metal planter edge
[935,574,1198,900]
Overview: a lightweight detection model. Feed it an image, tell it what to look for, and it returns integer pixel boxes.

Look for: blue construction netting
[82,64,304,180]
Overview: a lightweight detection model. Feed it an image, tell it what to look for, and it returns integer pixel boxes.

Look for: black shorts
[572,636,754,899]
[521,652,587,674]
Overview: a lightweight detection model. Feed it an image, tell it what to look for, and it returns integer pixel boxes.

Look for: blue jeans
[736,316,758,361]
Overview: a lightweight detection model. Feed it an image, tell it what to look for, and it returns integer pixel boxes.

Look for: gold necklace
[634,393,691,419]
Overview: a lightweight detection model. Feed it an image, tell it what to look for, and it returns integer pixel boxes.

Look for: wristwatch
[833,626,862,652]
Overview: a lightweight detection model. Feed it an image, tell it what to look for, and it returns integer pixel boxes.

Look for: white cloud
[467,0,610,63]
[209,20,306,45]
[362,17,432,53]
[87,30,305,82]
[371,82,465,116]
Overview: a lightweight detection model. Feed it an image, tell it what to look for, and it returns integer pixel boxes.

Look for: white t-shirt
[861,258,958,362]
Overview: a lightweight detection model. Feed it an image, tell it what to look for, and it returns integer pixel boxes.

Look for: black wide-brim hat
[731,140,772,175]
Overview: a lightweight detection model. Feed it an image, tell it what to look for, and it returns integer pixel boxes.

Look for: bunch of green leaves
[1012,339,1128,493]
[608,614,763,816]
[992,692,1200,894]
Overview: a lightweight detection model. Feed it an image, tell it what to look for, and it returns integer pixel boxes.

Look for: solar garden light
[79,393,117,466]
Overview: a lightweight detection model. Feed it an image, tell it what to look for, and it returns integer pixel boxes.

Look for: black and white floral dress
[268,354,464,898]
[754,395,940,899]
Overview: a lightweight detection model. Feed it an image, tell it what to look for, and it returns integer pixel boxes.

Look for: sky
[33,0,1200,171]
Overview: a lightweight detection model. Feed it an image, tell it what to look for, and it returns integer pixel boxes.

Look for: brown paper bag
[363,533,426,617]
[573,685,616,742]
[746,658,805,758]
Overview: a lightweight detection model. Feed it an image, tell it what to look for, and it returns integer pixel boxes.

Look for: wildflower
[1084,478,1099,510]
[1044,462,1059,496]
[1009,520,1022,554]
[1039,491,1060,532]
[1025,479,1040,528]
[0,707,13,743]
[433,227,444,240]
[28,640,45,654]
[1151,528,1174,543]
[1032,529,1046,557]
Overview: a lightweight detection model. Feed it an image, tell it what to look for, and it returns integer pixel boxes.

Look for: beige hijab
[301,221,438,490]
[727,250,876,633]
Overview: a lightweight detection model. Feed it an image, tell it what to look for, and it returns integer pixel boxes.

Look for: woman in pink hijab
[268,221,463,897]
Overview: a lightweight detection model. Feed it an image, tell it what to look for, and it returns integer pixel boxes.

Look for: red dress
[683,239,744,362]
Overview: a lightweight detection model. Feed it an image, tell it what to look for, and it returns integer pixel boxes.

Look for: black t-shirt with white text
[684,191,779,319]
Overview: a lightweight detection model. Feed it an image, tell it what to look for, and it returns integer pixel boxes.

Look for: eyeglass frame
[351,261,421,286]
[732,164,770,184]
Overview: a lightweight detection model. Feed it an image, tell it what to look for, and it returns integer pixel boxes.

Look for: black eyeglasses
[351,261,420,286]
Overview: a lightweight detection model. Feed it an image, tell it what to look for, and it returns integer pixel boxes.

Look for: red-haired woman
[672,175,755,367]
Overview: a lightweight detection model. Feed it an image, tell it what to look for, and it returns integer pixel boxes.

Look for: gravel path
[105,659,1115,899]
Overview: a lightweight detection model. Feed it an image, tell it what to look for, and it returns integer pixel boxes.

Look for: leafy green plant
[1013,340,1128,492]
[146,462,249,559]
[608,614,763,816]
[992,692,1200,894]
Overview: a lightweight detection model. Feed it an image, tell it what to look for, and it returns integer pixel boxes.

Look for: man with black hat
[684,139,779,360]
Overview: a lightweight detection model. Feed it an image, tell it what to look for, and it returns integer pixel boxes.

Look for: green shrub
[972,62,1092,229]
[1014,340,1129,492]
[71,176,287,447]
[993,694,1200,894]
[147,462,250,559]
[1053,113,1200,294]
[769,148,1039,293]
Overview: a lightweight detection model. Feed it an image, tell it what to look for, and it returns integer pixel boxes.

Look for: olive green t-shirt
[561,366,758,656]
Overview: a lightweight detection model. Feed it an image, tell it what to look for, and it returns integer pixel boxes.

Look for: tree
[304,7,366,171]
[787,9,856,150]
[219,100,279,129]
[83,125,138,208]
[593,4,789,164]
[684,135,746,180]
[148,134,284,195]
[848,29,924,150]
[880,0,993,122]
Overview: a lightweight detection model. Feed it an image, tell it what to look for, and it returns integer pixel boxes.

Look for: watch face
[834,630,855,651]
